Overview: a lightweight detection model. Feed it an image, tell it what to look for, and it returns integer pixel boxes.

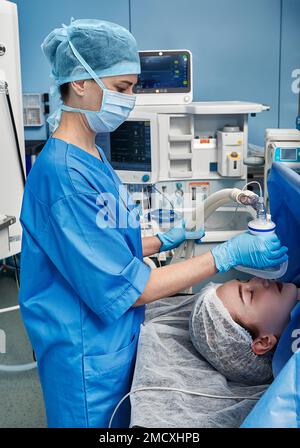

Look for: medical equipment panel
[217,125,244,177]
[278,147,299,161]
[266,142,300,168]
[134,50,193,105]
[105,102,268,267]
[107,101,266,245]
[110,121,151,172]
[0,1,25,258]
[264,129,300,204]
[23,93,44,126]
[119,102,267,189]
[96,113,158,184]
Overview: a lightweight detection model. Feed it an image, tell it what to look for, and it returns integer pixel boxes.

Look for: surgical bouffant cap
[41,18,141,85]
[189,282,273,385]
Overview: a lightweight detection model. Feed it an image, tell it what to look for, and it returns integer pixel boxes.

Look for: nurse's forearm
[142,236,162,256]
[134,251,217,306]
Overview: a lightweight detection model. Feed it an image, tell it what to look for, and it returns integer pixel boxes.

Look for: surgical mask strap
[47,74,64,131]
[61,104,101,116]
[68,40,107,91]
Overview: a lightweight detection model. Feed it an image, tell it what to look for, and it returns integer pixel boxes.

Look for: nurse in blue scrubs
[19,19,288,428]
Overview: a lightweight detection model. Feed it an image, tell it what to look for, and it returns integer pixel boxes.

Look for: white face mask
[60,40,136,133]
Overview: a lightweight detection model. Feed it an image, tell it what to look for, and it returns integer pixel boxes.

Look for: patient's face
[216,278,298,339]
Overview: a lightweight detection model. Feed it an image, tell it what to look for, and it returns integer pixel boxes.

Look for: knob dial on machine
[142,174,150,182]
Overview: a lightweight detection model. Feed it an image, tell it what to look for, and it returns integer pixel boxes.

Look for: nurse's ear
[70,80,87,97]
[251,334,278,355]
[69,80,102,111]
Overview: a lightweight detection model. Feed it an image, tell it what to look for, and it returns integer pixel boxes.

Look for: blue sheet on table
[242,162,300,428]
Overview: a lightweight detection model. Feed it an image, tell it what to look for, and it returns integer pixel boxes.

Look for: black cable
[13,255,20,289]
[151,185,174,210]
[4,83,26,186]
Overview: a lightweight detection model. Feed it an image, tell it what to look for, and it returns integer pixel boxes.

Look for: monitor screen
[280,147,297,161]
[134,50,191,94]
[96,120,151,172]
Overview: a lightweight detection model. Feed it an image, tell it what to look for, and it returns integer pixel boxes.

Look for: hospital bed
[129,294,267,428]
[127,163,300,428]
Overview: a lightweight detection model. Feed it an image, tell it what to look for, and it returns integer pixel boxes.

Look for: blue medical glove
[157,221,205,252]
[211,232,288,273]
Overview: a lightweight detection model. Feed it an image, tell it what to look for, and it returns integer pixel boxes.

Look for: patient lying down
[189,278,299,385]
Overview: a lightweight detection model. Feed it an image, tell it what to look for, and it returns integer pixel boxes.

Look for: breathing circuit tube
[171,187,258,263]
[0,301,37,372]
[0,362,37,372]
[0,266,37,373]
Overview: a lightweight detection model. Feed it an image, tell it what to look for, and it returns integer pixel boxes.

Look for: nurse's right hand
[211,232,288,273]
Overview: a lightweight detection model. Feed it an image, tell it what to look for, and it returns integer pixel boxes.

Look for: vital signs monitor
[95,112,158,184]
[134,50,193,105]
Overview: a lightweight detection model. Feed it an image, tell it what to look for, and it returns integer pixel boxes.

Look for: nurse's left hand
[156,221,205,252]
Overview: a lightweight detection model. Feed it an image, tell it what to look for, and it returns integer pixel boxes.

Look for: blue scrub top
[19,137,151,428]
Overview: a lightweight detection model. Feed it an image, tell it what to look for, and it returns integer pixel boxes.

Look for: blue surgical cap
[41,18,141,131]
[42,18,141,85]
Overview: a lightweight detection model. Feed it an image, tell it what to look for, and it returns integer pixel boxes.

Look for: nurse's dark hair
[60,83,70,100]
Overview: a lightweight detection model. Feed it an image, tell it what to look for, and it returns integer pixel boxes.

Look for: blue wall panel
[13,0,300,144]
[131,0,282,145]
[14,0,130,140]
[279,0,300,128]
